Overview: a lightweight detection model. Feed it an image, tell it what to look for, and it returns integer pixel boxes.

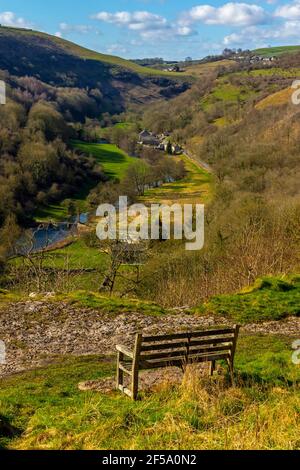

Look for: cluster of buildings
[236,55,277,64]
[163,65,185,73]
[138,130,182,155]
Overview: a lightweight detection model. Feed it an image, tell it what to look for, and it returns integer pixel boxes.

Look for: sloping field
[184,59,234,77]
[72,141,136,180]
[256,87,293,110]
[253,45,300,57]
[142,154,213,206]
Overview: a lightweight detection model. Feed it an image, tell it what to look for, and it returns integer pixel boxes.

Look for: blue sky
[1,1,300,60]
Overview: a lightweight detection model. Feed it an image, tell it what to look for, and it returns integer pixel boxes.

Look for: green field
[72,141,137,180]
[39,240,105,271]
[0,334,298,450]
[114,122,136,131]
[253,45,300,57]
[201,80,258,112]
[142,154,213,205]
[236,67,300,78]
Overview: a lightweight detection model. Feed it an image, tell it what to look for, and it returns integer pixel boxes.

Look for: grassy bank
[197,276,300,323]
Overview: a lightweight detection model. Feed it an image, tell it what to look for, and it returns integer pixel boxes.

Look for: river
[15,213,89,255]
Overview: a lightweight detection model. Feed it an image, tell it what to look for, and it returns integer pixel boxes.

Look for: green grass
[197,276,300,323]
[72,141,136,180]
[60,291,167,315]
[236,335,299,385]
[236,67,300,78]
[201,80,257,111]
[0,335,299,450]
[9,238,110,293]
[8,238,107,293]
[34,204,69,223]
[253,45,300,57]
[114,122,136,131]
[35,240,105,271]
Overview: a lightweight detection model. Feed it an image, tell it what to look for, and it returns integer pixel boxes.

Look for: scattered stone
[29,293,38,299]
[0,300,299,378]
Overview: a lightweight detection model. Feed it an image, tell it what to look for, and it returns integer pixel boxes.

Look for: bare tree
[99,240,148,296]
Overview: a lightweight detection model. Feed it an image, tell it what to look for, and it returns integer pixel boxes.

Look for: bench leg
[132,369,139,401]
[209,360,216,376]
[227,358,234,386]
[116,351,124,391]
[131,333,143,401]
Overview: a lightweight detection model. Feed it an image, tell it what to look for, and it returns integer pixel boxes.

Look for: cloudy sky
[1,1,300,59]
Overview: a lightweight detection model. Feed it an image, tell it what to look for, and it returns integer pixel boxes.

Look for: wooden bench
[116,325,240,400]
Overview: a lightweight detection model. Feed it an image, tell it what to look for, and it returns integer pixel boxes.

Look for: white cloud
[181,2,268,27]
[92,11,167,31]
[91,9,196,41]
[0,11,32,28]
[223,19,300,47]
[106,43,128,55]
[275,1,300,20]
[59,23,93,34]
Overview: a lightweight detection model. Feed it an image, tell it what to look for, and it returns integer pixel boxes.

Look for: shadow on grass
[0,414,23,449]
[235,371,299,389]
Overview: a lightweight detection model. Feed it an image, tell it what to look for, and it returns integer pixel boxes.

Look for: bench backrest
[136,325,240,370]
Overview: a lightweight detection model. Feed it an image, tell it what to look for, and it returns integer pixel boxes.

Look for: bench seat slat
[141,337,234,352]
[140,353,230,370]
[140,344,232,361]
[142,328,235,343]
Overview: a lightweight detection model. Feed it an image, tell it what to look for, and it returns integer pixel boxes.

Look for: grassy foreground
[0,335,299,450]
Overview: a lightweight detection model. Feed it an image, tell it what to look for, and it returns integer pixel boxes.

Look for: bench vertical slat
[116,351,124,391]
[132,333,143,401]
[209,360,216,376]
[232,325,240,360]
[227,325,240,385]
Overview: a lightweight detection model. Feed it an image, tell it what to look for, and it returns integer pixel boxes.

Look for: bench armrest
[116,344,134,358]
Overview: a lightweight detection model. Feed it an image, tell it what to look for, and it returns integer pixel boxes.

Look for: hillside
[0,26,186,76]
[0,26,189,110]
